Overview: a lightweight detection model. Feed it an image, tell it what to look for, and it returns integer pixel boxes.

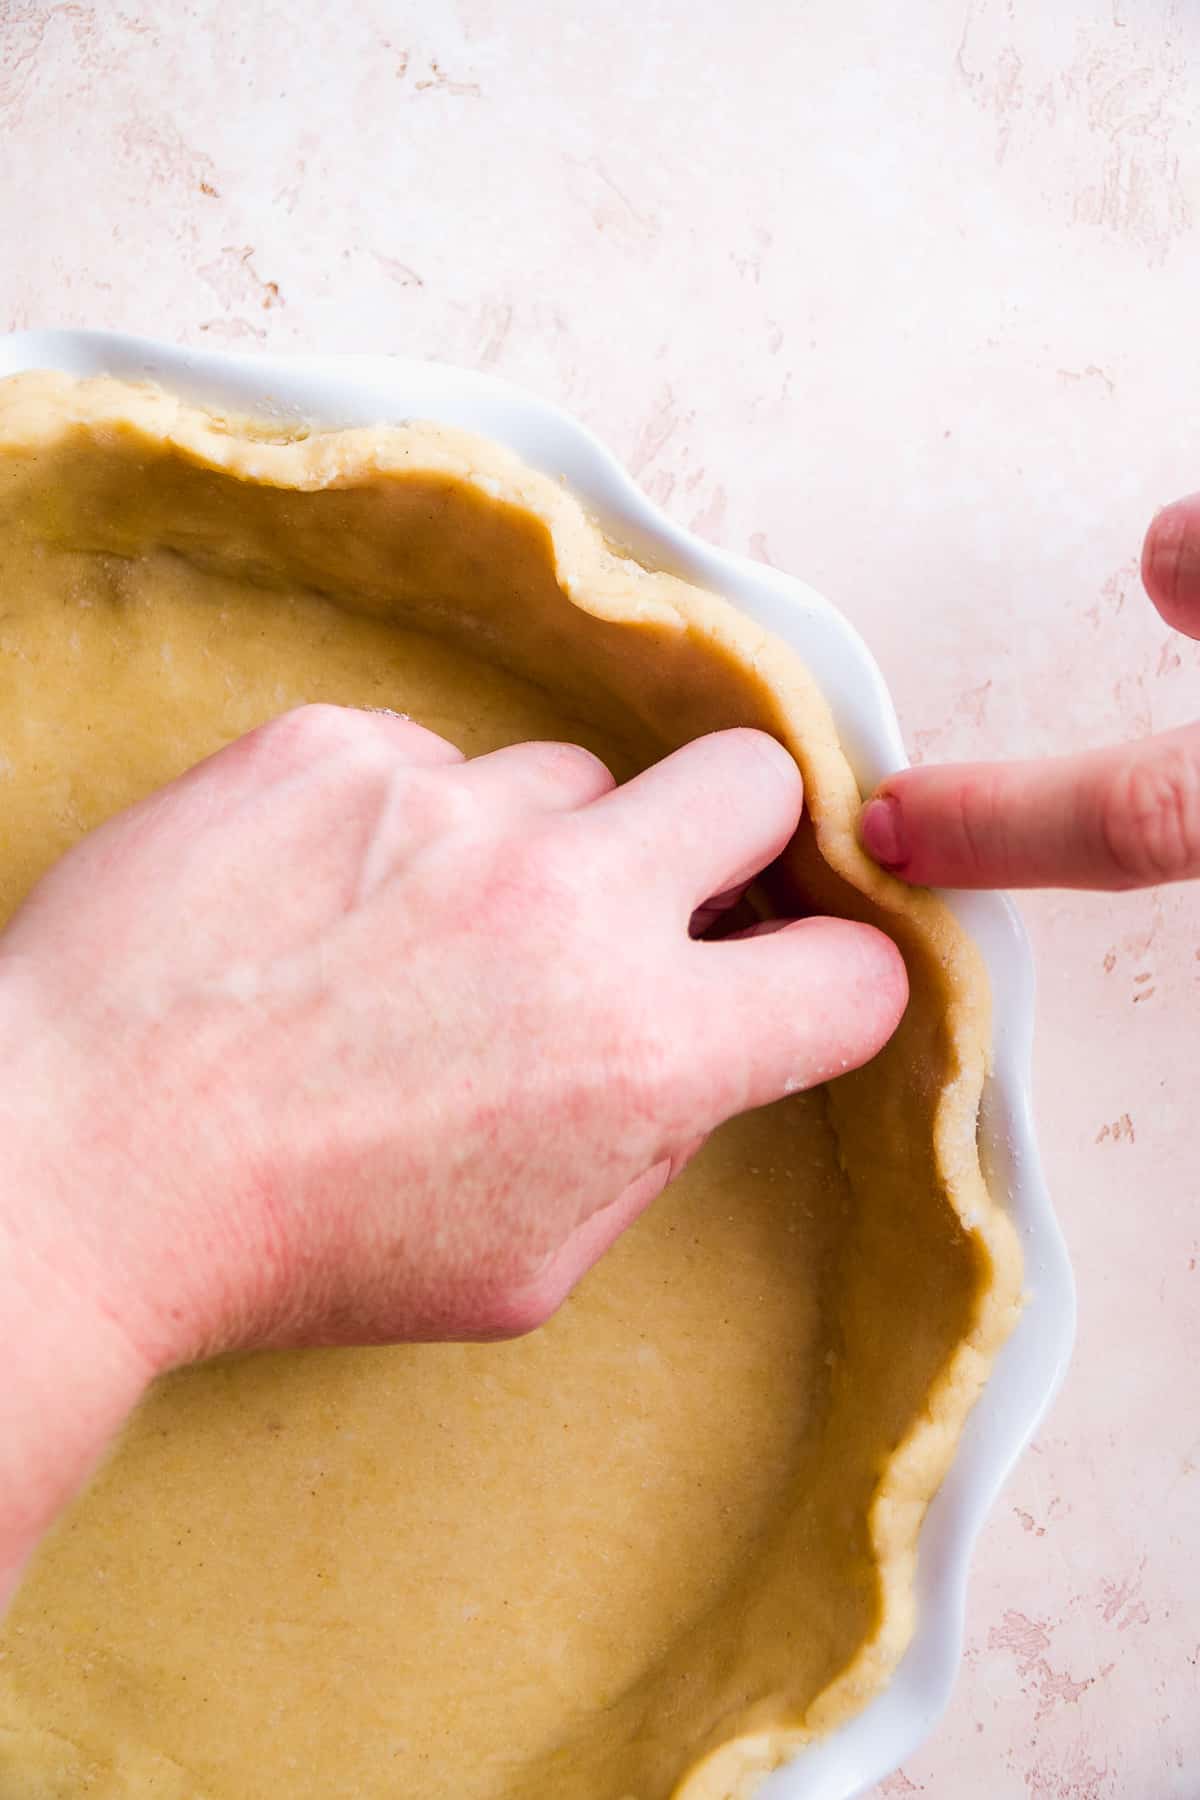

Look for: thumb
[860,723,1200,890]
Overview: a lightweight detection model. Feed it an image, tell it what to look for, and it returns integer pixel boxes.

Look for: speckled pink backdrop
[2,3,1198,1794]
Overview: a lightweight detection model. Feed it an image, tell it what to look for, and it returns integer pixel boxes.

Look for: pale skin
[0,717,906,1605]
[860,495,1200,889]
[4,493,1195,1616]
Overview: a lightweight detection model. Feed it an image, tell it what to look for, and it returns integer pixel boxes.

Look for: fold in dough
[0,374,1022,1800]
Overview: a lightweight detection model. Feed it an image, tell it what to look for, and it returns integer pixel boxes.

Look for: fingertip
[1142,492,1200,636]
[742,727,804,792]
[707,727,804,810]
[867,923,910,1037]
[859,763,1016,889]
[715,914,908,1106]
[815,916,909,1045]
[859,791,909,873]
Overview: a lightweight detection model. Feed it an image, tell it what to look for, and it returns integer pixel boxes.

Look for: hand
[0,709,905,1594]
[859,494,1200,889]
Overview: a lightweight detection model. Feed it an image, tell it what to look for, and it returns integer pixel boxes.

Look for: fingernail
[860,795,907,871]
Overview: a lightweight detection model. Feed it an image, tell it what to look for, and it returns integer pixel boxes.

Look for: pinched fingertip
[859,792,909,873]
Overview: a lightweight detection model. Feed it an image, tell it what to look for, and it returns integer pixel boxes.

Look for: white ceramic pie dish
[0,328,1076,1798]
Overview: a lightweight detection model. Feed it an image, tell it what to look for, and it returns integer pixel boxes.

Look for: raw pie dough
[0,374,1022,1800]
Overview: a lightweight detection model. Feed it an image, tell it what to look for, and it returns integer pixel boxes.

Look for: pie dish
[0,334,1074,1800]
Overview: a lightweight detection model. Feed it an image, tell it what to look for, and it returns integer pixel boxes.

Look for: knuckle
[545,741,615,789]
[410,771,482,838]
[502,827,587,911]
[469,827,595,947]
[1099,746,1200,887]
[260,702,360,764]
[950,771,1000,877]
[369,772,487,868]
[476,1263,563,1341]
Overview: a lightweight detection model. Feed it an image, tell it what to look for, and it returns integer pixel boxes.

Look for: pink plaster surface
[2,2,1198,1794]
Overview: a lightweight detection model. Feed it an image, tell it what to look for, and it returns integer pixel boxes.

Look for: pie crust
[0,374,1022,1800]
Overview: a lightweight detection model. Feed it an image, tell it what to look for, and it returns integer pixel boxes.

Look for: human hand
[2,709,906,1374]
[859,494,1200,889]
[0,709,908,1593]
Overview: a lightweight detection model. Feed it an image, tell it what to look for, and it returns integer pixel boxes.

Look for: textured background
[2,2,1198,1794]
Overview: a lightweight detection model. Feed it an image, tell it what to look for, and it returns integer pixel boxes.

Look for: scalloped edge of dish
[0,328,1076,1799]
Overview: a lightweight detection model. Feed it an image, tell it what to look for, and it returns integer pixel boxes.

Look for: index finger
[860,723,1200,890]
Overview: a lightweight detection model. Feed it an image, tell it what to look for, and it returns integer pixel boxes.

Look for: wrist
[0,958,156,1604]
[0,1195,152,1607]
